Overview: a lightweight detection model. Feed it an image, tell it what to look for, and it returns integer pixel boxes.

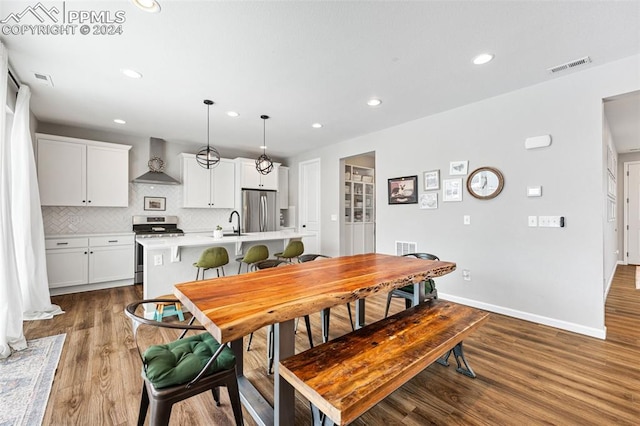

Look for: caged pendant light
[196,99,221,169]
[255,115,274,175]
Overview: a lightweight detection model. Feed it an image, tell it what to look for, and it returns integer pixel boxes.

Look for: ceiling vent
[32,72,54,87]
[547,56,592,74]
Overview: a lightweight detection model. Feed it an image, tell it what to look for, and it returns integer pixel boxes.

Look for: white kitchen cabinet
[36,134,131,207]
[343,223,375,255]
[181,154,235,208]
[278,166,289,209]
[45,234,134,290]
[237,158,279,190]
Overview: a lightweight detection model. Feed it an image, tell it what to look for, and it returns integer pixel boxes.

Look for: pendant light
[196,99,221,169]
[255,114,274,175]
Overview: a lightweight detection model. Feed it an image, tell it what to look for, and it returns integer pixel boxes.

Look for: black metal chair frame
[124,299,243,426]
[245,259,314,374]
[298,254,355,340]
[384,253,439,318]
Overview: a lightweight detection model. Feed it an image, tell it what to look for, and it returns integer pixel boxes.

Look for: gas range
[133,215,185,238]
[133,215,184,284]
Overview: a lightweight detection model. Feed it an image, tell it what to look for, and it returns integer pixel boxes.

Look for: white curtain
[10,85,62,320]
[0,42,26,358]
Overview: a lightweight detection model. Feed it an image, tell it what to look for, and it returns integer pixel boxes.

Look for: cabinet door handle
[82,200,86,203]
[56,242,69,245]
[84,251,88,254]
[90,251,94,254]
[108,240,118,243]
[88,200,92,203]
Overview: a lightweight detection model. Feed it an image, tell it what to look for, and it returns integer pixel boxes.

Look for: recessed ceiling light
[473,53,494,65]
[121,69,142,79]
[367,98,382,107]
[114,119,126,124]
[312,123,323,128]
[132,0,161,13]
[260,145,267,150]
[227,111,239,117]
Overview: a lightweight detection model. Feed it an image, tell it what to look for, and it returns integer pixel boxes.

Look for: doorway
[299,158,321,254]
[340,152,376,255]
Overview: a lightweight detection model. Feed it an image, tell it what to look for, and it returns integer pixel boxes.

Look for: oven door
[134,241,144,284]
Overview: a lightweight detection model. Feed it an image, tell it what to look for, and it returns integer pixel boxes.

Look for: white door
[626,162,640,264]
[299,158,321,254]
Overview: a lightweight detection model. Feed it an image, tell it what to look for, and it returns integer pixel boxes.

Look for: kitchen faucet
[229,210,241,236]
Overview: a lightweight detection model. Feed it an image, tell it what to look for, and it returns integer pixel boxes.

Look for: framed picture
[144,196,166,211]
[419,192,438,209]
[443,178,463,202]
[423,170,440,191]
[449,160,469,176]
[388,175,418,204]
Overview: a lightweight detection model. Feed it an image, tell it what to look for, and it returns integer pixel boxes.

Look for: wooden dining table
[174,253,456,426]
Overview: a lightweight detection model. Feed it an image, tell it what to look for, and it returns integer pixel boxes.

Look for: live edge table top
[174,253,457,344]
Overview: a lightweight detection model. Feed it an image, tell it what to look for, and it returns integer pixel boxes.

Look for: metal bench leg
[310,403,335,426]
[436,342,477,378]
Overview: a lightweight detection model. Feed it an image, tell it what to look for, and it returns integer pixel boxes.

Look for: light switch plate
[463,215,471,225]
[528,216,538,227]
[539,216,565,228]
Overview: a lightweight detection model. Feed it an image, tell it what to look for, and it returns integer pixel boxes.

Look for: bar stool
[193,247,229,280]
[274,240,304,263]
[154,295,185,322]
[235,245,269,274]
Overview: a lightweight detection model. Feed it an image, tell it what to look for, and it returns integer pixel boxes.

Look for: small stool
[193,247,229,280]
[235,245,269,274]
[154,295,185,322]
[274,240,304,263]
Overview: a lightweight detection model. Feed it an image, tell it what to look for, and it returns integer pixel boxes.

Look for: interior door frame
[298,158,321,253]
[623,160,640,264]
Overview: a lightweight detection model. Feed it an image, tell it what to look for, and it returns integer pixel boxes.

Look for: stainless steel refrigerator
[242,189,277,232]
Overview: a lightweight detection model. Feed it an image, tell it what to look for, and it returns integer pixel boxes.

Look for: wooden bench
[278,299,490,425]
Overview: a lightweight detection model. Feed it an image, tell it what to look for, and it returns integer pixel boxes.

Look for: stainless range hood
[133,137,180,185]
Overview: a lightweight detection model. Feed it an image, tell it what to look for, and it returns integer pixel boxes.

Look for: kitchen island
[137,230,312,306]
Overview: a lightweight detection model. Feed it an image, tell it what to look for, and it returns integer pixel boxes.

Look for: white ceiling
[2,1,639,158]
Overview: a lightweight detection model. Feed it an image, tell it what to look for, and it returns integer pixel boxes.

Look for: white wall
[288,54,640,338]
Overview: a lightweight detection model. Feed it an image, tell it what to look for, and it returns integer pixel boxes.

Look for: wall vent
[32,72,54,87]
[547,56,591,74]
[395,241,417,256]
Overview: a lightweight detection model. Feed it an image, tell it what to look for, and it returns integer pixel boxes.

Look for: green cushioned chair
[125,299,243,426]
[193,247,229,280]
[384,253,439,318]
[235,244,269,274]
[274,240,304,263]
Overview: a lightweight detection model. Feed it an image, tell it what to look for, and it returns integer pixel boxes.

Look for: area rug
[0,334,65,426]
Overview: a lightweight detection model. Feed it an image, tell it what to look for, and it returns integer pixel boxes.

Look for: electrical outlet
[528,216,538,227]
[69,215,82,224]
[463,215,471,225]
[462,269,471,281]
[154,254,163,266]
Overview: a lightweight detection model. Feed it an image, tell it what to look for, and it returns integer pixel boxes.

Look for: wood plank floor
[24,265,640,425]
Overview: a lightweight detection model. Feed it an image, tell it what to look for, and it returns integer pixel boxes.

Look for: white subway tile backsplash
[43,183,232,235]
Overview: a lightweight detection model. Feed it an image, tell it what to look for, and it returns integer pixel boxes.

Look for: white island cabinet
[138,230,311,314]
[45,233,135,295]
[36,133,131,207]
[181,154,235,208]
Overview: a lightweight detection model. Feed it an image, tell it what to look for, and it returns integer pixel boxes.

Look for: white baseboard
[439,293,607,340]
[617,260,626,265]
[49,279,134,296]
